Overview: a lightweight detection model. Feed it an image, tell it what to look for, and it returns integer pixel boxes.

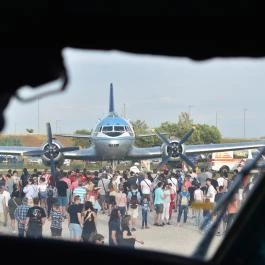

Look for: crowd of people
[0,163,258,247]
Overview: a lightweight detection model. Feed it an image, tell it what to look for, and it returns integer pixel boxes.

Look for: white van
[210,149,258,173]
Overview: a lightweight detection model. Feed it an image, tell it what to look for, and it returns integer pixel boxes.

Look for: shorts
[9,211,15,219]
[99,194,106,205]
[51,227,62,237]
[69,223,82,239]
[39,191,47,199]
[128,206,138,219]
[155,204,163,214]
[57,196,68,207]
[109,195,116,205]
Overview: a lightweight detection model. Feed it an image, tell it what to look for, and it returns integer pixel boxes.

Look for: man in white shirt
[0,185,10,226]
[206,178,217,203]
[130,163,140,174]
[140,174,152,199]
[167,175,178,194]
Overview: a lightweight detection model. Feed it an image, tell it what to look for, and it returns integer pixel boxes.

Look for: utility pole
[37,97,40,134]
[188,105,193,118]
[243,108,247,138]
[215,111,218,129]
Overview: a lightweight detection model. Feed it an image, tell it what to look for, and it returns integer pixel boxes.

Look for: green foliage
[131,120,149,135]
[26,128,34,133]
[196,124,222,144]
[72,129,92,148]
[0,137,22,146]
[156,112,222,145]
[131,120,153,147]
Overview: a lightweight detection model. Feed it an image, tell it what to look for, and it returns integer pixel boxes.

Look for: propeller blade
[180,153,195,169]
[46,122,53,146]
[58,147,79,152]
[179,128,194,145]
[154,130,171,145]
[23,150,44,156]
[156,156,170,171]
[50,159,56,181]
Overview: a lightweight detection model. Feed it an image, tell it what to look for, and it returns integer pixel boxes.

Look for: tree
[131,120,154,147]
[72,129,91,148]
[156,112,222,145]
[26,128,34,133]
[197,124,222,144]
[131,120,149,135]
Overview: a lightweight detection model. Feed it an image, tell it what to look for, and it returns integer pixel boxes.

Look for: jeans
[69,223,82,239]
[18,227,25,237]
[142,209,148,227]
[177,205,188,223]
[195,209,202,226]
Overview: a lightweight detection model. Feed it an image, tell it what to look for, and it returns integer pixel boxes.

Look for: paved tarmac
[0,209,222,261]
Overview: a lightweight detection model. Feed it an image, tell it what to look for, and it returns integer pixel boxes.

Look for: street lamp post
[37,97,40,134]
[243,108,247,138]
[188,105,193,118]
[215,111,218,129]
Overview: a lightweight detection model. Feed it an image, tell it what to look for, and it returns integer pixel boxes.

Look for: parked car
[27,157,42,165]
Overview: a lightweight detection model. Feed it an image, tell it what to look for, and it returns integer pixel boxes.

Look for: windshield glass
[1,49,265,261]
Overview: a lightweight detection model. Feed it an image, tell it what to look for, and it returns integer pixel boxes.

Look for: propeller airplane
[1,83,265,178]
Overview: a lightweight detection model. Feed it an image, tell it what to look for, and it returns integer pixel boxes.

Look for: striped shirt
[73,187,87,203]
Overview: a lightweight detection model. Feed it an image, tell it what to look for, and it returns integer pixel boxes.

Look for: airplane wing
[55,134,92,139]
[136,132,168,138]
[184,141,265,154]
[0,146,41,156]
[126,146,162,159]
[62,146,98,160]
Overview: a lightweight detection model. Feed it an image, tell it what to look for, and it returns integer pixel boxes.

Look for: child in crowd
[50,202,63,238]
[141,196,150,229]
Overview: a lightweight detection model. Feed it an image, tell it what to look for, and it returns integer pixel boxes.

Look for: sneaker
[141,226,144,229]
[167,222,171,225]
[145,226,150,229]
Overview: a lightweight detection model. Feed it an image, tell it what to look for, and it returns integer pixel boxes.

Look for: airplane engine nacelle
[40,140,65,167]
[162,139,185,161]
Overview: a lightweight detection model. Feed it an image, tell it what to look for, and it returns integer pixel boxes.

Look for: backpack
[47,188,53,197]
[130,191,139,209]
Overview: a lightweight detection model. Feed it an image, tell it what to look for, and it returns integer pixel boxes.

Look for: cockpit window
[101,125,126,137]
[102,126,113,132]
[114,126,125,132]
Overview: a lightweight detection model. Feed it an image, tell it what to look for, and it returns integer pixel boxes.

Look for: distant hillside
[0,134,74,147]
[0,134,261,147]
[221,137,260,143]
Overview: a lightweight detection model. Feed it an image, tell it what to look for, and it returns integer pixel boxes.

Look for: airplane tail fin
[109,83,114,113]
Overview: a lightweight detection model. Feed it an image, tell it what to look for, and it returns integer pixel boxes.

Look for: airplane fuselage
[89,109,136,160]
[93,133,134,160]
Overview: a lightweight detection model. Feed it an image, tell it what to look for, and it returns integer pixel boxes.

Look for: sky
[2,48,265,138]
